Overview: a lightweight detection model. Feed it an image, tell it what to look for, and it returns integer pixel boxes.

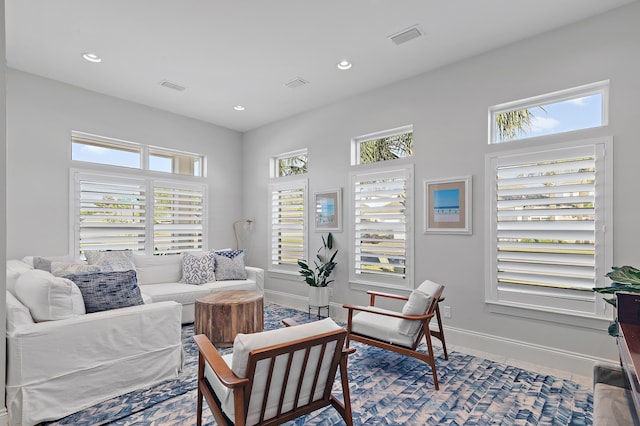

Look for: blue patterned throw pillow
[65,270,144,313]
[214,249,247,280]
[182,251,216,284]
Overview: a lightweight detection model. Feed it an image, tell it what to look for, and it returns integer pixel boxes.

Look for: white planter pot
[308,286,330,307]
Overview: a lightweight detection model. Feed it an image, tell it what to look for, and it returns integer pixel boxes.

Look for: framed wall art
[424,176,472,234]
[314,188,342,232]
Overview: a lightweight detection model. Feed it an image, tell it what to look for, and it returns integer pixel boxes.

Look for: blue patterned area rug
[46,303,592,425]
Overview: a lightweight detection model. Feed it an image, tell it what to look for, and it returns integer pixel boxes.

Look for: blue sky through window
[72,143,140,168]
[504,93,603,142]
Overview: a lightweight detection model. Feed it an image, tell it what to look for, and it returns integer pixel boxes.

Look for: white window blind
[486,139,612,318]
[351,166,413,289]
[75,174,147,252]
[72,170,207,256]
[153,183,205,254]
[269,180,307,272]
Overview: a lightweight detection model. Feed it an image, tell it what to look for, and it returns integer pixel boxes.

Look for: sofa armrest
[245,266,264,294]
[6,301,182,387]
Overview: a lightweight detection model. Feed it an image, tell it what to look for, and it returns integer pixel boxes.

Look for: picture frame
[424,176,472,234]
[314,188,342,232]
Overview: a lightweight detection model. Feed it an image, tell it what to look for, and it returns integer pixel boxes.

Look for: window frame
[484,137,613,323]
[72,131,206,177]
[351,125,413,166]
[270,149,308,178]
[349,163,414,292]
[488,81,609,144]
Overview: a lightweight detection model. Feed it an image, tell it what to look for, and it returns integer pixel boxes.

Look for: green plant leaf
[608,322,619,337]
[606,265,640,285]
[327,232,333,250]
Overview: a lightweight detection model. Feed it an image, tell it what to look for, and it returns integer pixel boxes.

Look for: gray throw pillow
[65,270,144,313]
[84,250,136,272]
[214,249,247,280]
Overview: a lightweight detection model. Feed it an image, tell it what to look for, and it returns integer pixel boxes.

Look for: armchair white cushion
[206,318,343,424]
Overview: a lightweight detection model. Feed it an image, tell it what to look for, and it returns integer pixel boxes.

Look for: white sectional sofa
[132,253,264,324]
[4,253,265,426]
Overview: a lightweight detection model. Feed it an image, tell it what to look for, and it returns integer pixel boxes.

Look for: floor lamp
[233,219,253,249]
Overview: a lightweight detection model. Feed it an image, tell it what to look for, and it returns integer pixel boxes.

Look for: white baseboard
[264,289,615,378]
[0,407,8,426]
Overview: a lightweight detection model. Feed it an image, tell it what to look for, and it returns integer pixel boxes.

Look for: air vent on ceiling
[160,80,186,91]
[284,77,309,89]
[388,25,423,45]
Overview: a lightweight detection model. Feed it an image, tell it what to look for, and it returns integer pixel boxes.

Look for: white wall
[6,69,244,259]
[242,3,640,374]
[1,0,8,422]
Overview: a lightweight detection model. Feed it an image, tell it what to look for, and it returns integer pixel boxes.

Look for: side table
[195,290,264,347]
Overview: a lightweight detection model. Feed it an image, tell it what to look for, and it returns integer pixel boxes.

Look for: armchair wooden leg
[197,356,204,426]
[433,301,448,360]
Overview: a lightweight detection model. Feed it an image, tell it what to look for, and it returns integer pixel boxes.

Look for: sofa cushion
[182,251,216,284]
[139,282,212,305]
[84,250,136,272]
[6,291,35,332]
[14,269,86,322]
[133,254,183,285]
[51,262,101,277]
[214,250,247,281]
[6,259,33,295]
[65,270,144,313]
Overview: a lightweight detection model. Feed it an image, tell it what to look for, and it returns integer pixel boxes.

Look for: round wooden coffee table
[194,290,264,347]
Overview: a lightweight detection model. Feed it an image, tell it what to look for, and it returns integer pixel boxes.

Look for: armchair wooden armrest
[342,303,435,321]
[365,290,409,306]
[281,318,299,328]
[193,334,249,389]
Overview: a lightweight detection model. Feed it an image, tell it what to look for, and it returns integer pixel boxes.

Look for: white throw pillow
[182,251,216,284]
[14,269,86,322]
[231,317,341,378]
[6,259,33,294]
[397,280,442,337]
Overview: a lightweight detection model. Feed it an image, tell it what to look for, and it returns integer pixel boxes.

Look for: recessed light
[233,105,246,111]
[82,53,102,63]
[337,60,352,70]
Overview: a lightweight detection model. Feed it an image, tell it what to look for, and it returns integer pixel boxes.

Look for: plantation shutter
[269,180,306,269]
[494,144,600,294]
[352,167,410,284]
[76,174,146,252]
[153,183,205,254]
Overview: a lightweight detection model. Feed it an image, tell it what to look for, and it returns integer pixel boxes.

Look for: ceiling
[5,0,637,133]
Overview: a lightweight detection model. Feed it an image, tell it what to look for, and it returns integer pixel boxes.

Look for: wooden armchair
[343,280,445,390]
[193,317,355,426]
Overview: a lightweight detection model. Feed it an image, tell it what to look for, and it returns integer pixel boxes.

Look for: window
[153,182,205,254]
[485,138,612,319]
[268,179,307,273]
[350,165,414,290]
[351,125,413,165]
[489,81,608,144]
[72,131,205,177]
[270,149,308,177]
[71,170,206,255]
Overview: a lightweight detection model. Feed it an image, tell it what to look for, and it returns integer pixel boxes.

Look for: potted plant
[297,233,338,307]
[593,265,640,336]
